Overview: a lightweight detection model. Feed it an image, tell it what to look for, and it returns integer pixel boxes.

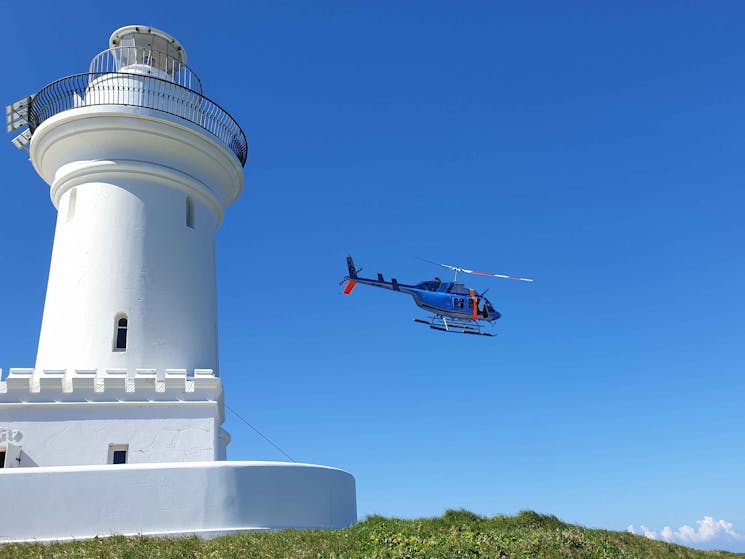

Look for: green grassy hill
[3,510,743,559]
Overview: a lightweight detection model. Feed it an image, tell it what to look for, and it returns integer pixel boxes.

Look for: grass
[2,510,743,558]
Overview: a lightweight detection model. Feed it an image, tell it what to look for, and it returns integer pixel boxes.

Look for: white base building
[1,25,356,542]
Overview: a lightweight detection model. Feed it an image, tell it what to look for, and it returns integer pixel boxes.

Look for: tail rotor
[341,255,361,294]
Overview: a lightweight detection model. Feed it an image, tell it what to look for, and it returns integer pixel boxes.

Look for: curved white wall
[36,174,218,373]
[0,461,357,542]
[29,107,244,375]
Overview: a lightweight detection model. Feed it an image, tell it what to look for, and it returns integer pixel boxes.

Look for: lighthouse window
[114,315,128,351]
[186,196,195,229]
[108,444,129,465]
[67,188,77,222]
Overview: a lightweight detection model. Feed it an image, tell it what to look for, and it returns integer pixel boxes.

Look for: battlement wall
[0,368,227,467]
[0,368,221,402]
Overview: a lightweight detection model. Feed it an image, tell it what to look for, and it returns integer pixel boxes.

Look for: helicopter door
[453,297,465,310]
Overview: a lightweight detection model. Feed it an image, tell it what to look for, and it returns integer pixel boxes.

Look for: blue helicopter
[341,256,533,336]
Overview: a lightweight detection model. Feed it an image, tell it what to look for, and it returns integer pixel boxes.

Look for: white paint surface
[0,368,225,465]
[0,461,357,542]
[30,107,242,375]
[0,404,218,466]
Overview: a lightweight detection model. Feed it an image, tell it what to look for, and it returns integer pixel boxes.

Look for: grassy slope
[2,510,743,559]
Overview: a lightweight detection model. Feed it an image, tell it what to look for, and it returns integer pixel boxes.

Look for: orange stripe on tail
[343,280,357,295]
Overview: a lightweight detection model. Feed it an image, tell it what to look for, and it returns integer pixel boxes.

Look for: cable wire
[225,404,296,462]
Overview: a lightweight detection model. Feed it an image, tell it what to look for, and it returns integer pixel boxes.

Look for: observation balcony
[6,40,246,166]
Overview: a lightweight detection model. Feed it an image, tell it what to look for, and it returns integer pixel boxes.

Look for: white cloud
[628,517,742,548]
[627,524,659,540]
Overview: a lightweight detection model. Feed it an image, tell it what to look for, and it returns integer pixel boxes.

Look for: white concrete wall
[0,461,357,542]
[0,368,225,466]
[28,106,244,375]
[0,404,218,466]
[36,177,219,374]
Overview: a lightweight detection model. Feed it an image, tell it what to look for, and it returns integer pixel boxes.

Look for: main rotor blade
[420,258,534,282]
[469,270,534,282]
[418,258,463,272]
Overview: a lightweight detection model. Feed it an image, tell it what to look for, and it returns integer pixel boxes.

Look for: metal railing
[90,47,203,94]
[27,72,247,166]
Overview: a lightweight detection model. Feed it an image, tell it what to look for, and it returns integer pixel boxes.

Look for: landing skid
[414,315,496,337]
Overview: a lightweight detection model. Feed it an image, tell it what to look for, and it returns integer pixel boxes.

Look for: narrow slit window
[186,196,194,229]
[67,188,77,222]
[114,315,128,351]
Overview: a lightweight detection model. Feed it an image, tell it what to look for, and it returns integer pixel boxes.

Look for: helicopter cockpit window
[417,281,441,292]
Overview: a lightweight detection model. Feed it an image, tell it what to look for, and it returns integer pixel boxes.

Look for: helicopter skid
[414,316,495,337]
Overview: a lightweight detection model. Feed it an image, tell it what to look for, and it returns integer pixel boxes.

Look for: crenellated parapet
[0,367,222,405]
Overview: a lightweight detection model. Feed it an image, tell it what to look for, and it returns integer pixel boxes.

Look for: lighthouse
[1,26,355,542]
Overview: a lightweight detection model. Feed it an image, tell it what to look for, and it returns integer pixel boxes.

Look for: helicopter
[341,256,533,336]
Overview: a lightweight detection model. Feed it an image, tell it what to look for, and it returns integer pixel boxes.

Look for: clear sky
[1,0,744,552]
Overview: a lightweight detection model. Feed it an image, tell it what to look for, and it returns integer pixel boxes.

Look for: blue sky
[1,0,744,552]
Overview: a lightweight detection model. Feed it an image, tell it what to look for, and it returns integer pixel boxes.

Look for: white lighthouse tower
[1,26,355,542]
